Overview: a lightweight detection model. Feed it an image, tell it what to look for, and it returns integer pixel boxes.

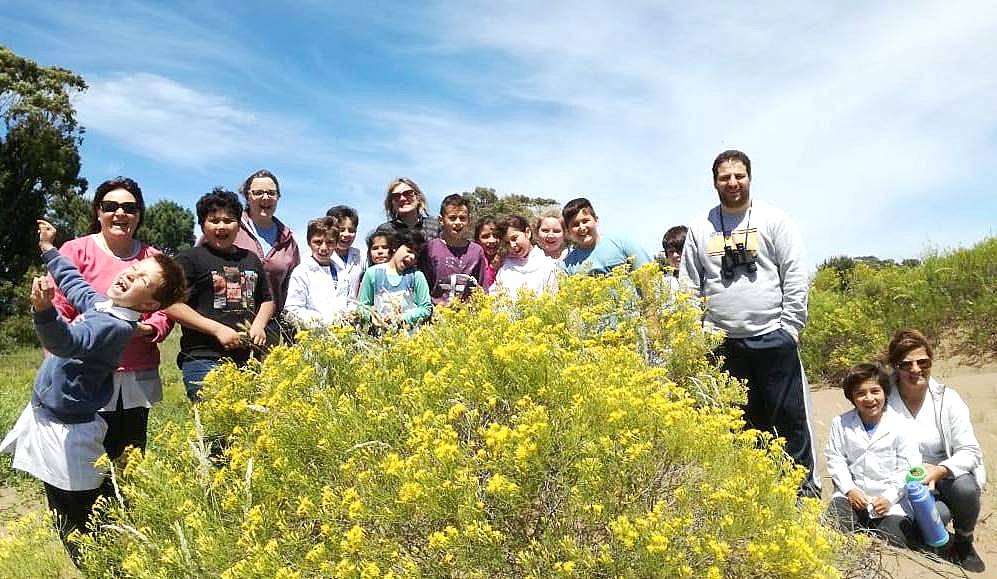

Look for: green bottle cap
[906,464,927,483]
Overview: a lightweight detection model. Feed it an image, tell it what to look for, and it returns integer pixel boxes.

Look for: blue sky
[3,1,996,267]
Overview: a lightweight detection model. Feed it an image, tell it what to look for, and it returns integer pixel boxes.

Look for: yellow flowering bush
[0,511,77,578]
[71,265,855,577]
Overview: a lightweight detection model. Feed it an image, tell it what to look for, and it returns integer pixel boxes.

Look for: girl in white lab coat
[825,363,922,548]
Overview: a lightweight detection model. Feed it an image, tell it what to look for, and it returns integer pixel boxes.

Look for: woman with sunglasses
[234,169,300,316]
[374,177,441,243]
[50,177,175,463]
[885,328,986,572]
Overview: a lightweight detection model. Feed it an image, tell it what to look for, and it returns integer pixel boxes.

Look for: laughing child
[1,219,186,562]
[535,210,568,261]
[359,229,432,328]
[825,363,922,548]
[167,189,274,401]
[490,215,558,298]
[325,205,366,300]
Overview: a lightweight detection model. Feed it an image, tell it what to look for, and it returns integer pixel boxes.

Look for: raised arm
[38,221,101,313]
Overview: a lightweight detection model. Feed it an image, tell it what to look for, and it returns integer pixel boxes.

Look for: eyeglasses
[248,189,279,198]
[897,358,932,371]
[391,189,416,200]
[99,200,140,215]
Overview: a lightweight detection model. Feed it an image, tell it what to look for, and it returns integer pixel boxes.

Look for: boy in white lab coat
[825,363,923,548]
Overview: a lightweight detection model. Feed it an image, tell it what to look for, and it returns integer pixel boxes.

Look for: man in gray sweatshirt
[679,149,819,497]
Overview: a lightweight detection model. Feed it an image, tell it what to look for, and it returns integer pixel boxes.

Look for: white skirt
[0,403,108,491]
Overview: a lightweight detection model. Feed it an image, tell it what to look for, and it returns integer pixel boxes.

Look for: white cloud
[75,74,261,166]
[30,1,997,265]
[358,0,997,264]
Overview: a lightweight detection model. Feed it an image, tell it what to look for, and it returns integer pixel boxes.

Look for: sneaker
[949,540,986,573]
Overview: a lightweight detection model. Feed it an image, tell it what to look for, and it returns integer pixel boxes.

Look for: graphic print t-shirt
[421,238,486,305]
[175,245,270,363]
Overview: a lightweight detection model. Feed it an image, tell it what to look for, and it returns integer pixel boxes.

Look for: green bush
[0,270,40,353]
[61,266,855,577]
[805,236,997,380]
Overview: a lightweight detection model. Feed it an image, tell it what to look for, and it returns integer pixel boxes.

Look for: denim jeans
[181,358,219,402]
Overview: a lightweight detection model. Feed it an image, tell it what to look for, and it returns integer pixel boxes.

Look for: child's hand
[845,488,868,511]
[30,276,55,311]
[213,325,243,350]
[248,320,267,347]
[37,220,57,253]
[871,496,890,516]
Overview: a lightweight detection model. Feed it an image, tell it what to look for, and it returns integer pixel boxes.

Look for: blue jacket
[31,249,138,424]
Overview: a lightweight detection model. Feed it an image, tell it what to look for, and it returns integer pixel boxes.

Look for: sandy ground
[809,358,997,578]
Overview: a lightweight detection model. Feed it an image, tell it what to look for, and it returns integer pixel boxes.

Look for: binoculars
[721,242,756,280]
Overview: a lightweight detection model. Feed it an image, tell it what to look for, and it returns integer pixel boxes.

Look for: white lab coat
[285,256,359,327]
[825,407,922,517]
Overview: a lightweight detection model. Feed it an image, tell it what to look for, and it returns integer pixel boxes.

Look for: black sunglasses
[99,200,141,215]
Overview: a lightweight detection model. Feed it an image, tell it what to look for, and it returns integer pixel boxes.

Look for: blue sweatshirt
[31,249,138,424]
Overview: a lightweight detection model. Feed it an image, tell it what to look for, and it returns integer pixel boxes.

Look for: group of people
[825,332,986,571]
[0,151,986,573]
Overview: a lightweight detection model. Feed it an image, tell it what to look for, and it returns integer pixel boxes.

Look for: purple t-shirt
[422,238,487,305]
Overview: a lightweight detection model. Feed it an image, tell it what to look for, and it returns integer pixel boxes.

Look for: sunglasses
[391,189,417,200]
[897,358,932,371]
[99,200,140,215]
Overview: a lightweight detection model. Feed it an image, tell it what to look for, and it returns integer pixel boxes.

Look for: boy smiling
[1,219,186,561]
[421,194,487,305]
[561,197,650,276]
[167,189,274,400]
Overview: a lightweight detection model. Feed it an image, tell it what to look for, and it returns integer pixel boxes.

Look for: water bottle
[906,465,949,548]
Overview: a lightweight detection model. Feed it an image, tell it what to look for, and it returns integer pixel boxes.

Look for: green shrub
[0,270,41,353]
[63,266,854,578]
[805,236,997,380]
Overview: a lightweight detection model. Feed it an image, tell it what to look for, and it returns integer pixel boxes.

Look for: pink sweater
[52,235,174,371]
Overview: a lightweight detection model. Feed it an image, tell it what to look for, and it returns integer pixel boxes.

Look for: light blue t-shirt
[562,234,650,276]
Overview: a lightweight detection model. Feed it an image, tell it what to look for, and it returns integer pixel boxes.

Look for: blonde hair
[533,209,563,235]
[383,177,428,219]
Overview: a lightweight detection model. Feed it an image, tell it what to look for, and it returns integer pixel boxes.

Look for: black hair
[392,229,426,255]
[662,225,688,251]
[326,205,359,229]
[439,193,469,216]
[88,177,146,234]
[474,216,498,241]
[712,150,752,180]
[195,188,243,225]
[562,197,596,227]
